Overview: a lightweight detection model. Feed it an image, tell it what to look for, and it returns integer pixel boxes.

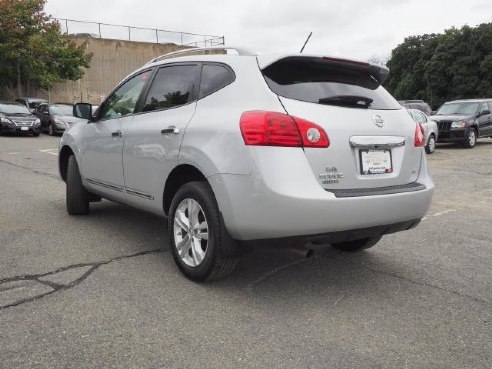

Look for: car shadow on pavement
[436,138,492,150]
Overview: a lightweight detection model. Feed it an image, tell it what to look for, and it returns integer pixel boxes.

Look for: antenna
[300,32,312,53]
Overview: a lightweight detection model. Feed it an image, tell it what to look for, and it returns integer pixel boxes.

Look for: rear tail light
[414,123,425,147]
[240,111,329,148]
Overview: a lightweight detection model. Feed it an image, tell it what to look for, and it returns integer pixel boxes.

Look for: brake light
[414,123,425,147]
[240,111,329,148]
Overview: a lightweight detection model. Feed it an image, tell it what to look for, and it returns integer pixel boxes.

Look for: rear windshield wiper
[318,95,373,108]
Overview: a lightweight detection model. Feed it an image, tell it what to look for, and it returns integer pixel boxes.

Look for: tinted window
[263,58,401,110]
[99,70,151,120]
[199,64,234,98]
[479,102,488,114]
[143,65,199,112]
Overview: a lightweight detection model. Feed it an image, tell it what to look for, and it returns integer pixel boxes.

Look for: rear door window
[199,64,235,98]
[142,64,199,112]
[262,58,401,110]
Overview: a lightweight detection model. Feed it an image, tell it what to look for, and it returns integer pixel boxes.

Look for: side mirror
[430,111,436,115]
[478,109,490,117]
[73,103,92,120]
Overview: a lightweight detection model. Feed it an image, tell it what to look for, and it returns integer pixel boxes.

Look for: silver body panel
[60,53,434,242]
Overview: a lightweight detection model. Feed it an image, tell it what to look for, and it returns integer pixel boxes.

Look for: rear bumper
[239,219,421,248]
[209,153,434,241]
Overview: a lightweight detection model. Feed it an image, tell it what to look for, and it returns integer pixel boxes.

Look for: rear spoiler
[257,54,389,85]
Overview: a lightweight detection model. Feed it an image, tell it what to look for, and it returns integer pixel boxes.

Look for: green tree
[385,23,492,109]
[0,0,92,98]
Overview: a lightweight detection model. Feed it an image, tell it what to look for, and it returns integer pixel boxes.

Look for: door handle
[161,126,180,135]
[112,130,122,137]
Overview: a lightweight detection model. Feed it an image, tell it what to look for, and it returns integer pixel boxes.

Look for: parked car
[0,102,41,136]
[432,99,492,148]
[398,100,432,115]
[15,97,47,113]
[35,103,86,135]
[61,47,434,281]
[406,109,438,154]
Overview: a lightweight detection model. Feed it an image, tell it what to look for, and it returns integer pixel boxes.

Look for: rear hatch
[259,55,423,191]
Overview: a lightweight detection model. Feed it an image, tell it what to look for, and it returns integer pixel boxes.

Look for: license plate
[20,127,29,131]
[360,149,393,175]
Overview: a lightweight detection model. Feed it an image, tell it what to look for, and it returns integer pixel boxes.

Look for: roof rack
[146,46,255,64]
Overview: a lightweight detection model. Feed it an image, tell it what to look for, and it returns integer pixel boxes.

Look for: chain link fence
[57,18,225,47]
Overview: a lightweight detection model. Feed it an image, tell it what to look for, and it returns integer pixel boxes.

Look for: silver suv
[61,47,434,281]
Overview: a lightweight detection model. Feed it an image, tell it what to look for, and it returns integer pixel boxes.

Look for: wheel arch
[59,145,75,182]
[163,164,208,216]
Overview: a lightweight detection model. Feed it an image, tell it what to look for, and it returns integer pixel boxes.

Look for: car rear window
[262,58,401,110]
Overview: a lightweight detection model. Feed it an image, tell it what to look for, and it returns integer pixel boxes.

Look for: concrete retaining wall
[35,37,185,104]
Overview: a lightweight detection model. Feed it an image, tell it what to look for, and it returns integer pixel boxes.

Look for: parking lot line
[39,149,59,156]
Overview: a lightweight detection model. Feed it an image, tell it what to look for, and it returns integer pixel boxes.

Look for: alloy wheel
[428,136,436,153]
[468,130,476,147]
[173,198,209,267]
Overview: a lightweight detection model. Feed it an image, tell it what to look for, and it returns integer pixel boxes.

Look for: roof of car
[17,97,47,102]
[0,101,24,105]
[446,99,492,103]
[143,48,389,84]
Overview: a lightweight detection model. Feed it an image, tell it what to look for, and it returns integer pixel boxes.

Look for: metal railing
[56,18,224,47]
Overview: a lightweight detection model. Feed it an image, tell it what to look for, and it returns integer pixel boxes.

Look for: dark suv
[432,99,492,148]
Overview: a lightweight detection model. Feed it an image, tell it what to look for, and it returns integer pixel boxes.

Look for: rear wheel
[331,236,382,252]
[66,155,89,215]
[168,181,237,281]
[463,128,477,148]
[425,134,436,154]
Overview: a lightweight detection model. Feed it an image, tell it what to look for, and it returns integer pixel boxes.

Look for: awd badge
[319,166,344,184]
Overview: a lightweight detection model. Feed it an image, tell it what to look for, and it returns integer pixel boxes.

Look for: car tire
[463,128,477,148]
[48,124,55,136]
[425,134,436,154]
[168,181,238,281]
[32,132,40,137]
[331,236,382,252]
[66,155,89,215]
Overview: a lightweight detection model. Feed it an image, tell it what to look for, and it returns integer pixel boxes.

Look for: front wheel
[168,181,237,281]
[66,155,89,215]
[48,124,55,136]
[463,128,477,148]
[331,236,382,252]
[425,134,436,154]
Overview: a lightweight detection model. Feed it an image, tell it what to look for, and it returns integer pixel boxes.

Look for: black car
[15,97,47,113]
[35,103,85,135]
[432,99,492,148]
[398,100,432,115]
[0,102,41,136]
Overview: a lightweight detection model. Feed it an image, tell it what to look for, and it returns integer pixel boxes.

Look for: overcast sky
[45,0,492,60]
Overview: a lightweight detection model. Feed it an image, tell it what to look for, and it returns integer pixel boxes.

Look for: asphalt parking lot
[0,134,491,369]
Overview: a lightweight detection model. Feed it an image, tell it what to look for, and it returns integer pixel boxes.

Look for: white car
[60,47,434,281]
[407,108,438,154]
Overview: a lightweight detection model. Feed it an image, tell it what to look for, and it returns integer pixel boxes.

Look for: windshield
[436,102,479,116]
[50,104,74,116]
[0,104,32,115]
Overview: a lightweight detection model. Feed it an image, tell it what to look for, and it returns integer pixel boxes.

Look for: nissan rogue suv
[61,47,434,281]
